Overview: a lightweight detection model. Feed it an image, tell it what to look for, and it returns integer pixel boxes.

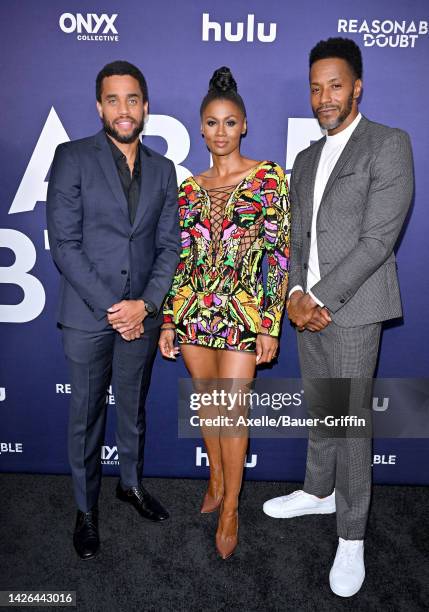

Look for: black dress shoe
[73,508,100,560]
[116,482,169,522]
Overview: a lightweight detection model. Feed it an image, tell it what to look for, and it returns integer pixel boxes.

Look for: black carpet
[0,474,428,611]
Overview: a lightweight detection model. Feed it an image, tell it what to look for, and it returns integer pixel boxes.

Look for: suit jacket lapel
[94,130,129,221]
[132,143,153,230]
[305,137,325,227]
[320,116,369,204]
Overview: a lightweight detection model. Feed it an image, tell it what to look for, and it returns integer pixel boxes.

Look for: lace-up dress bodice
[163,161,290,352]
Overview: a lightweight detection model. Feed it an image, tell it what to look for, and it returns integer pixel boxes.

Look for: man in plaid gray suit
[263,38,413,597]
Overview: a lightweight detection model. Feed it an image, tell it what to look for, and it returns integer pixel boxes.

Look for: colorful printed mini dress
[163,161,290,352]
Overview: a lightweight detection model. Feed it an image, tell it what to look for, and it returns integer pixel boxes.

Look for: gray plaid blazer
[289,116,414,327]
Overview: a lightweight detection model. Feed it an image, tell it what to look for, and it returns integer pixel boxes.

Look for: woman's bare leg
[215,350,256,557]
[180,345,224,507]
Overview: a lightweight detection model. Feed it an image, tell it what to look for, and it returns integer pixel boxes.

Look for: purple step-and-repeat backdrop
[1,1,428,484]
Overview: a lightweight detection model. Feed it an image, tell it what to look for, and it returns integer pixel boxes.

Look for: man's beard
[316,93,354,131]
[102,116,144,144]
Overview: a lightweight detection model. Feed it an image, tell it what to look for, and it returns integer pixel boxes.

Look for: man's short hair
[309,37,363,80]
[96,60,148,102]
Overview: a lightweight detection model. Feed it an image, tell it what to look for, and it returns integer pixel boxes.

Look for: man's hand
[305,307,331,332]
[158,328,179,359]
[121,323,144,342]
[256,334,278,365]
[107,300,147,333]
[287,291,317,330]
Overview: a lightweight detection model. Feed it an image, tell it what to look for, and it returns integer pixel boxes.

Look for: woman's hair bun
[208,67,238,93]
[200,66,246,117]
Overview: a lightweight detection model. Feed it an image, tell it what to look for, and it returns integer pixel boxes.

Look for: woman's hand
[256,334,278,365]
[158,328,180,359]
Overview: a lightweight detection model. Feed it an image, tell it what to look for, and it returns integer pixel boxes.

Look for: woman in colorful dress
[159,67,290,559]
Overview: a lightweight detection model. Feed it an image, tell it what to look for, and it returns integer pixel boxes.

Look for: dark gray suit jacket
[47,130,180,332]
[289,116,414,327]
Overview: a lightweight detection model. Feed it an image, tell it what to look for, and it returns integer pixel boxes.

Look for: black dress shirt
[107,134,141,225]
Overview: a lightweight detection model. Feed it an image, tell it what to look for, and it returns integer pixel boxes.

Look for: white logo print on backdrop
[202,13,277,43]
[59,13,119,42]
[338,19,428,48]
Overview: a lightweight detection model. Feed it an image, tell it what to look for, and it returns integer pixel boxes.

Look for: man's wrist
[140,299,157,317]
[289,290,304,304]
[288,285,304,299]
[307,289,324,308]
[303,293,318,311]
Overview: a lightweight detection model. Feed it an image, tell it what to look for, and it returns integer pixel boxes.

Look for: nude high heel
[215,503,238,559]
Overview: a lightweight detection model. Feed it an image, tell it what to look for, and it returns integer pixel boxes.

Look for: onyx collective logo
[59,13,119,42]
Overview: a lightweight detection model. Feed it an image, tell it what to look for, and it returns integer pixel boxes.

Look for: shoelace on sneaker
[337,540,361,567]
[280,490,304,503]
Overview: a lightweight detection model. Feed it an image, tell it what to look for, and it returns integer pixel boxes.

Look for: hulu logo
[202,13,277,43]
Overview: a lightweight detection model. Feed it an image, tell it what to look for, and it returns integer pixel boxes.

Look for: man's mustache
[316,106,339,113]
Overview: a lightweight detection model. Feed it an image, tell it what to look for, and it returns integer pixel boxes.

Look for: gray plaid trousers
[297,321,381,540]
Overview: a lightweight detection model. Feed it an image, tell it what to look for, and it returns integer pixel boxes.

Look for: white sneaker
[262,490,336,518]
[329,538,365,597]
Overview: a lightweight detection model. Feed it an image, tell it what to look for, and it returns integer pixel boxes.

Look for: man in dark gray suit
[263,39,413,597]
[47,61,180,559]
